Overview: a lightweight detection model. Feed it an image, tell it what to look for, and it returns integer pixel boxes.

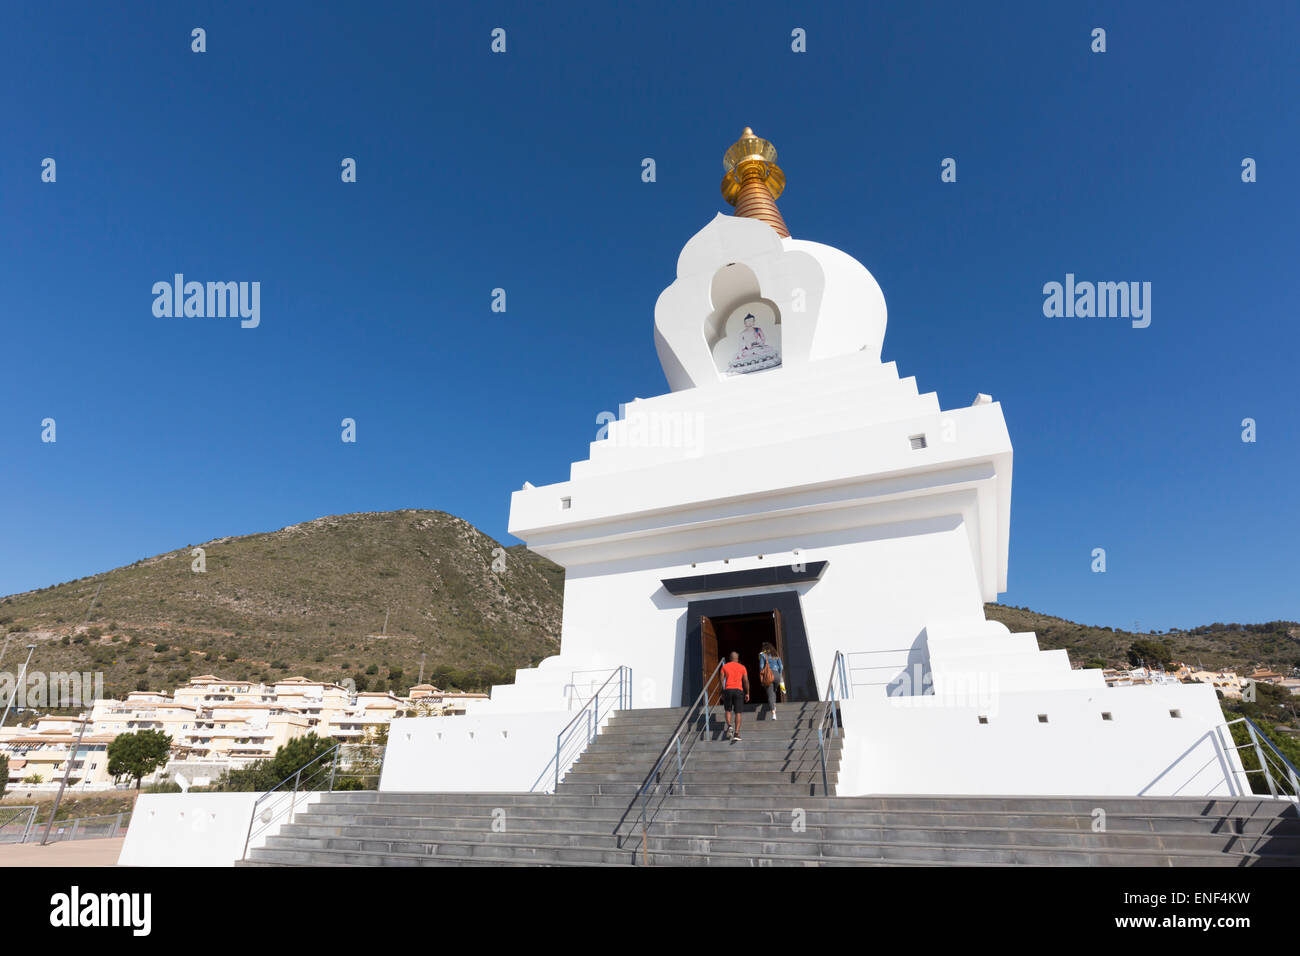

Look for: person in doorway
[758,642,785,720]
[721,651,749,742]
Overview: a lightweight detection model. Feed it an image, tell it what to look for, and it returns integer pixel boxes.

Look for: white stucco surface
[117,791,319,867]
[379,710,586,793]
[836,681,1243,797]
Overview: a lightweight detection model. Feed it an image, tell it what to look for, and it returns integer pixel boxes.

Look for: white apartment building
[2,673,475,788]
[0,716,116,787]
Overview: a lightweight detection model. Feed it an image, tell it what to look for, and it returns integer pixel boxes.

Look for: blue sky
[2,1,1296,632]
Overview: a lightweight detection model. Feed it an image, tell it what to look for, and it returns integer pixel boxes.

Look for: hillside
[1,510,1296,704]
[0,510,561,697]
[985,604,1300,674]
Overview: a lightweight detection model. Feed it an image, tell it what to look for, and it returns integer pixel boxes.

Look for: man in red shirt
[721,652,750,741]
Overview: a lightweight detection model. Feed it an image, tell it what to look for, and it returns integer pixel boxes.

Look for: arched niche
[704,263,782,378]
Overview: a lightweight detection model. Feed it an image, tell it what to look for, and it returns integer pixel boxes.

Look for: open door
[772,608,785,661]
[701,615,720,704]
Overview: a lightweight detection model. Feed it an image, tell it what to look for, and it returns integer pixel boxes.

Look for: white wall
[549,515,985,709]
[379,710,584,793]
[836,681,1244,797]
[117,791,320,867]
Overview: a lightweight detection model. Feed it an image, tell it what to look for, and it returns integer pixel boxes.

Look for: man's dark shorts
[723,688,744,713]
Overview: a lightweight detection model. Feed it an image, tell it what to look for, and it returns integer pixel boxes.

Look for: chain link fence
[0,808,130,844]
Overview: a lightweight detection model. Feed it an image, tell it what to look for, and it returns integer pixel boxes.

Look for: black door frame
[680,590,816,704]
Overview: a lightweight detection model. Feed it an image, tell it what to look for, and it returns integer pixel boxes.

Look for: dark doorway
[682,591,815,704]
[700,612,781,705]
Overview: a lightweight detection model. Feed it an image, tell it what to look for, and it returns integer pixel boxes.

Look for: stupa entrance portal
[680,590,816,705]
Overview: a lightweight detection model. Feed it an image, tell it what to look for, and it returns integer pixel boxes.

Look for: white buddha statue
[726,312,781,374]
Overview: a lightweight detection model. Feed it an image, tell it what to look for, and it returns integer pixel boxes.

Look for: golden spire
[721,126,789,238]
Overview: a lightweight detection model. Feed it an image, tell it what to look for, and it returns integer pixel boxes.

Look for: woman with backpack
[758,642,785,720]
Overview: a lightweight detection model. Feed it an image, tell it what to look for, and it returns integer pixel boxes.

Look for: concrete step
[600,719,829,736]
[554,783,839,797]
[253,789,1300,867]
[577,738,840,755]
[570,749,838,768]
[297,801,1300,842]
[274,817,1300,860]
[296,803,1300,838]
[610,705,823,719]
[567,749,841,767]
[569,764,842,780]
[246,830,1298,868]
[320,791,1294,821]
[559,769,839,785]
[243,845,617,867]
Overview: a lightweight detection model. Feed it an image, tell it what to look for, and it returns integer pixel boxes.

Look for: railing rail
[0,808,126,844]
[815,651,848,794]
[240,740,386,861]
[0,805,38,844]
[42,811,131,843]
[564,667,627,711]
[545,665,631,793]
[840,646,924,695]
[627,660,725,862]
[1216,716,1300,799]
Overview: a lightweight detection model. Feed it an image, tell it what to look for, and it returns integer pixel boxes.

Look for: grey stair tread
[262,829,1296,863]
[268,819,1300,858]
[244,834,1293,867]
[253,704,1297,867]
[298,805,1298,834]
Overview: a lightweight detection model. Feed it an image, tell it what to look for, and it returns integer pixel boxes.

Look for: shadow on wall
[884,628,934,698]
[1139,728,1245,798]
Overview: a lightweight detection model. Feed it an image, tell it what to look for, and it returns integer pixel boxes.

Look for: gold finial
[721,126,789,238]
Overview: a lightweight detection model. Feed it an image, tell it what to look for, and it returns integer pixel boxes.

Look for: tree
[0,754,7,799]
[218,733,338,792]
[1127,638,1173,668]
[265,733,337,784]
[107,729,172,789]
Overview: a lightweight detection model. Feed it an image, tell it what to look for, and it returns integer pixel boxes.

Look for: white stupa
[381,128,1238,797]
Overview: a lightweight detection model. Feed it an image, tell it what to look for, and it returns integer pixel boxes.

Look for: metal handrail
[549,665,631,792]
[1242,716,1300,789]
[629,659,725,863]
[840,647,920,694]
[564,667,625,710]
[815,651,848,794]
[240,740,391,860]
[1216,716,1300,799]
[241,744,340,861]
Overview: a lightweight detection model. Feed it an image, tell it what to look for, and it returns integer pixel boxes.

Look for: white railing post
[288,768,302,825]
[1246,723,1279,798]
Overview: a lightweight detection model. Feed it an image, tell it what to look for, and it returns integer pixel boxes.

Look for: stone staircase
[559,700,839,800]
[240,702,1300,867]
